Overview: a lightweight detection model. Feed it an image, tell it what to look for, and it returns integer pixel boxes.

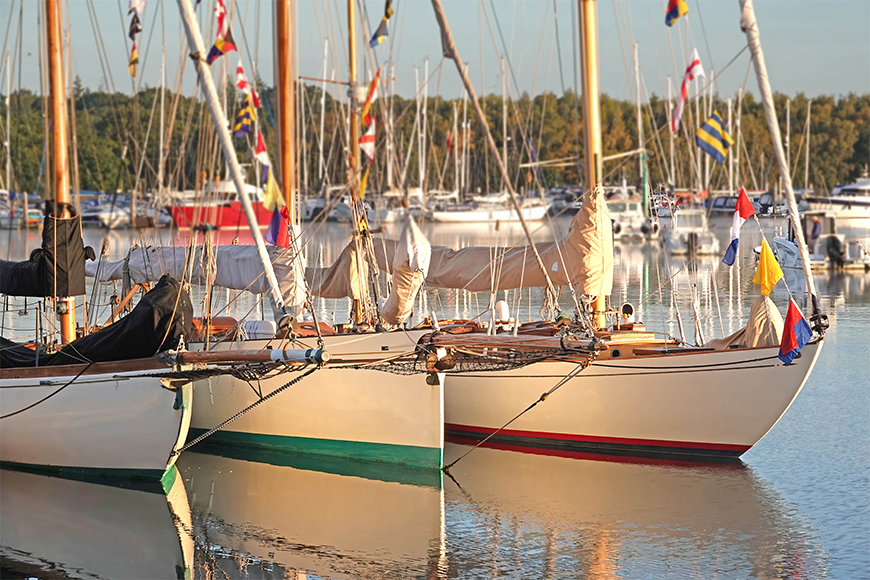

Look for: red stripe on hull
[445,423,751,456]
[168,201,273,229]
[445,435,746,467]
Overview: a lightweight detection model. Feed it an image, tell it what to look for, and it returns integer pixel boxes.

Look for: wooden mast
[347,0,363,323]
[275,0,296,219]
[45,0,76,343]
[578,0,607,329]
[347,0,358,200]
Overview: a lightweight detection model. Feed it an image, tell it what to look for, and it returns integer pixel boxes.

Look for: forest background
[2,81,868,201]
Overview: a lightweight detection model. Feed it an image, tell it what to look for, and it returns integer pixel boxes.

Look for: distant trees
[1,81,867,197]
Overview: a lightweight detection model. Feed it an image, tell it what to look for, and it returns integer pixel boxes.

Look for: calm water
[1,218,868,579]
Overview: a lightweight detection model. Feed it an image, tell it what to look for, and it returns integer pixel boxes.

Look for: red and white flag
[360,66,382,126]
[359,118,377,161]
[671,48,705,133]
[214,0,229,38]
[236,61,261,107]
[255,132,271,183]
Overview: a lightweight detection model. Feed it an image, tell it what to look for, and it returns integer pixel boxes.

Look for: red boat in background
[166,179,273,229]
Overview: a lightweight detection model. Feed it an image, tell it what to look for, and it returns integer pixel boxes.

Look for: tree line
[2,80,867,200]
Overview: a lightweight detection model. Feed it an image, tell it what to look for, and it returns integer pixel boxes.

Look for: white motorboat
[607,197,658,241]
[429,199,550,223]
[769,211,870,271]
[662,207,721,255]
[804,171,870,227]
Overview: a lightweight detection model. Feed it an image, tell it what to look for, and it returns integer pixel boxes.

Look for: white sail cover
[85,236,306,321]
[704,295,784,350]
[379,217,431,327]
[373,185,613,295]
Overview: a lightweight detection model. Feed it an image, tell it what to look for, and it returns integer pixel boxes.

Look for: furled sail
[379,217,431,327]
[371,185,612,296]
[0,215,86,298]
[703,295,784,350]
[85,241,305,321]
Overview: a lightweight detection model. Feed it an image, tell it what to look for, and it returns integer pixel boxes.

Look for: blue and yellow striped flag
[232,94,256,138]
[369,0,394,47]
[695,111,734,164]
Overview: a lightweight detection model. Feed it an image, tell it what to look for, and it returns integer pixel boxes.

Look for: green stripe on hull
[187,428,443,470]
[0,460,169,492]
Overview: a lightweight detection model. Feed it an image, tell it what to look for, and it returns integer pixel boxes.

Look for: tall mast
[667,76,675,186]
[347,0,358,200]
[176,0,288,316]
[633,43,643,180]
[805,100,811,192]
[319,40,327,186]
[5,53,10,196]
[276,0,296,218]
[501,54,507,191]
[739,0,823,327]
[578,0,606,329]
[45,0,75,343]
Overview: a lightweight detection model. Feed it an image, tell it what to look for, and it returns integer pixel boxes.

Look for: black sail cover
[0,215,86,297]
[0,275,194,368]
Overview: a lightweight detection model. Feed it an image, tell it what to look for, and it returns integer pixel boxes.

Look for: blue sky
[2,0,868,102]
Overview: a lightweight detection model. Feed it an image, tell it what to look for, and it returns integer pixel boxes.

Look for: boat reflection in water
[0,466,193,579]
[441,443,825,580]
[177,443,445,579]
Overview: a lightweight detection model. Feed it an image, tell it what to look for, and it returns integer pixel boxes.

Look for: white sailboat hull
[189,330,444,468]
[0,362,192,478]
[445,341,822,459]
[430,204,549,223]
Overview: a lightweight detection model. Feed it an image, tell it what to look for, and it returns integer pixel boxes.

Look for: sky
[1,0,868,104]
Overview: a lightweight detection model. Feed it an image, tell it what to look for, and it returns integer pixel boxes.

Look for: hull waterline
[445,340,822,461]
[188,330,444,468]
[0,360,192,480]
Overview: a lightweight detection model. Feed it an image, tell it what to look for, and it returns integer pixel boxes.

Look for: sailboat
[0,0,194,481]
[158,0,445,469]
[420,0,826,461]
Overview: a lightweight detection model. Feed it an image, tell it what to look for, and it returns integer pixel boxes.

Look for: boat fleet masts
[431,0,559,307]
[175,0,287,314]
[739,0,821,321]
[276,0,296,219]
[45,0,75,344]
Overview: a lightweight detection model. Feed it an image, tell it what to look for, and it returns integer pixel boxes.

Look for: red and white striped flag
[236,61,261,108]
[671,48,705,133]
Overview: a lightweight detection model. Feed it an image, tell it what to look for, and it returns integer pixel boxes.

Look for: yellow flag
[753,239,783,296]
[128,42,139,77]
[358,165,370,199]
[263,170,283,211]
